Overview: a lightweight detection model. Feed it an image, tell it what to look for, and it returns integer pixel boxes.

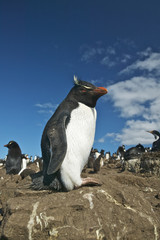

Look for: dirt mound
[0,159,160,240]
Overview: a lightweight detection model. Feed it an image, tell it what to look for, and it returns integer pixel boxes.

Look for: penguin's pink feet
[81,177,102,186]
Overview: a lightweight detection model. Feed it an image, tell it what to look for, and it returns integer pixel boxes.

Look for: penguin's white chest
[60,102,97,190]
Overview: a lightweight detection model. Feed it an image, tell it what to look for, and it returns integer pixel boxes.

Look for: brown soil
[0,160,160,240]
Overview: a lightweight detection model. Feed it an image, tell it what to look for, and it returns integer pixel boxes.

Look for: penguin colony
[1,76,160,191]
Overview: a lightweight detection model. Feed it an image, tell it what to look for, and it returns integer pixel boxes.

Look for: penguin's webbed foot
[81,177,102,187]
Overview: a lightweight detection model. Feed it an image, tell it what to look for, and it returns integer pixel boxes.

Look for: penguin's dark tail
[31,171,63,191]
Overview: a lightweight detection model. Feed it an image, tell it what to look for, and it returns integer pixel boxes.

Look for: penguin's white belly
[60,102,97,190]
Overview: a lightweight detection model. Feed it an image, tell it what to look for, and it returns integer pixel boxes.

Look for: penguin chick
[4,141,22,174]
[32,76,108,191]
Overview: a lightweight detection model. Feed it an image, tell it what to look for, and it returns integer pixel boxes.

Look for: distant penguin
[4,141,22,174]
[18,154,28,175]
[87,148,95,168]
[100,149,105,167]
[105,151,111,161]
[32,76,108,191]
[94,149,100,159]
[0,159,5,168]
[93,154,103,173]
[147,130,160,151]
[94,149,105,172]
[124,144,145,160]
[34,157,43,171]
[117,145,126,160]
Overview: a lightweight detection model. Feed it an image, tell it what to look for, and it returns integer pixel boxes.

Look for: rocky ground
[0,153,160,240]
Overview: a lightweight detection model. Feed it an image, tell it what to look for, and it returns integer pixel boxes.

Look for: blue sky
[0,0,160,158]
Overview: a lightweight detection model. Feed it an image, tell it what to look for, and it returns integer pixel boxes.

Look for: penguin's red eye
[82,90,86,92]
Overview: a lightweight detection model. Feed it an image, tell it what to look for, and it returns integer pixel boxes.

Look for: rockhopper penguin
[32,76,108,191]
[4,141,22,174]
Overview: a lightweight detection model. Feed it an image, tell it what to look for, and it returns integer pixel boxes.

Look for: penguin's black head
[4,141,20,149]
[68,76,108,107]
[147,130,160,139]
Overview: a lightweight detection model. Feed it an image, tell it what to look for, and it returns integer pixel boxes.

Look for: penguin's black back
[41,97,78,186]
[124,144,145,160]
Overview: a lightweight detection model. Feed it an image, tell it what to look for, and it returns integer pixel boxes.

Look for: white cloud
[80,46,105,62]
[101,56,116,67]
[100,119,160,146]
[98,137,105,143]
[35,102,58,115]
[121,54,131,63]
[98,133,117,143]
[81,45,116,67]
[80,40,132,66]
[108,76,160,119]
[90,78,103,85]
[106,46,116,55]
[35,103,58,109]
[137,47,152,57]
[120,50,160,75]
[100,48,160,147]
[115,120,160,145]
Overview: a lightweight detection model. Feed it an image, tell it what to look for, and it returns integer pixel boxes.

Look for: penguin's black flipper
[47,112,69,175]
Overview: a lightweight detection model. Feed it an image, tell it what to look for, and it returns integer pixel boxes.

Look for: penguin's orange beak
[4,144,8,147]
[94,87,108,96]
